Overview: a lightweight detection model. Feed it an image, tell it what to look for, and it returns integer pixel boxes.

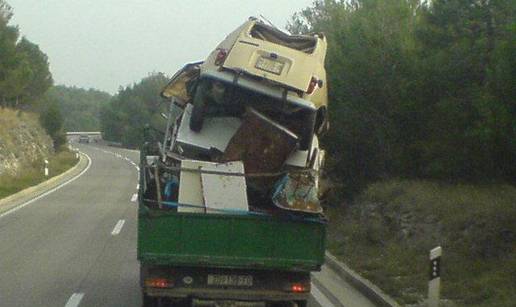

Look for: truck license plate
[207,274,253,287]
[255,56,284,75]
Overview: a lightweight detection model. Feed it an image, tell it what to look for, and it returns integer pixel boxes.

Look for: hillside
[0,108,53,176]
[326,179,516,306]
[0,107,77,198]
[45,85,111,132]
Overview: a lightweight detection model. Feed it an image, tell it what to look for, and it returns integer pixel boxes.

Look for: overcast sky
[7,0,314,94]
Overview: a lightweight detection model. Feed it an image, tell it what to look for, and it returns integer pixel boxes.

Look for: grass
[325,179,516,306]
[0,148,79,199]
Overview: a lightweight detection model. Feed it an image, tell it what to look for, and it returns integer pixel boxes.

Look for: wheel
[295,300,308,307]
[267,302,295,307]
[142,293,158,307]
[189,103,204,132]
[143,295,188,307]
[189,80,209,132]
[170,297,191,307]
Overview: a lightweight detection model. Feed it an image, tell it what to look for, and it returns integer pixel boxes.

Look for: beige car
[162,18,329,150]
[203,18,328,109]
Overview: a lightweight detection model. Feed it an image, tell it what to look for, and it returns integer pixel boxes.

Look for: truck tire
[189,100,205,132]
[142,293,158,307]
[170,298,191,307]
[143,295,187,307]
[295,300,308,307]
[189,80,210,132]
[268,301,294,307]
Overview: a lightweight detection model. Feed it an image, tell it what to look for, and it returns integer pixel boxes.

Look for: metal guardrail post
[428,246,442,307]
[44,159,49,177]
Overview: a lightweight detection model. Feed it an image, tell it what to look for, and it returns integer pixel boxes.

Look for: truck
[138,18,329,307]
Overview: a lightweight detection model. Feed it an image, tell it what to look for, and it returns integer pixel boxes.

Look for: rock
[0,108,53,177]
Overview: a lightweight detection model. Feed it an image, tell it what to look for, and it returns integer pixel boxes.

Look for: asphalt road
[0,143,340,307]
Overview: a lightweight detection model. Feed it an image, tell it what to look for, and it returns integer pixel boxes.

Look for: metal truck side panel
[137,211,326,272]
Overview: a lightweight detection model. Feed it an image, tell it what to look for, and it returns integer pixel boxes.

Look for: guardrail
[324,252,400,307]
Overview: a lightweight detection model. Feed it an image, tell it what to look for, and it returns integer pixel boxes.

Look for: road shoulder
[0,152,89,216]
[314,252,400,307]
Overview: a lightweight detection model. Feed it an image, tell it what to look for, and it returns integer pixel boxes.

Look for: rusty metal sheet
[271,173,322,214]
[221,108,298,174]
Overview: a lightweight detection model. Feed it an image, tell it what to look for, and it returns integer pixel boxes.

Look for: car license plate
[207,274,253,287]
[255,56,284,75]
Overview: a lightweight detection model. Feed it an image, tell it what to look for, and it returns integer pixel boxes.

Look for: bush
[39,100,64,149]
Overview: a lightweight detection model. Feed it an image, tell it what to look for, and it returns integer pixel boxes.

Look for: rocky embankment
[0,108,53,176]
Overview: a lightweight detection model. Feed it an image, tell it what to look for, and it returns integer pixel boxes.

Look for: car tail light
[307,77,318,94]
[215,49,228,66]
[290,283,309,293]
[145,278,172,288]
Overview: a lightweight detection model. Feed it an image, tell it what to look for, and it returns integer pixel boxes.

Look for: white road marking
[136,166,140,171]
[136,184,140,190]
[64,293,84,307]
[311,283,336,307]
[124,157,130,161]
[0,153,92,220]
[111,219,125,236]
[131,193,138,202]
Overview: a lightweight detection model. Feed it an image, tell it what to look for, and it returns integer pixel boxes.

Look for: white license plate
[207,274,253,287]
[255,56,284,75]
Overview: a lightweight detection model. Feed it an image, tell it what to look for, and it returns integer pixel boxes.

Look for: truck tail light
[290,283,309,293]
[145,278,172,288]
[215,49,228,66]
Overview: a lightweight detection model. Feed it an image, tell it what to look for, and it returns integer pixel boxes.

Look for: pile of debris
[142,18,329,217]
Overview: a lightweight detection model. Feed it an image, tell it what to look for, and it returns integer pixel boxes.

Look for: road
[0,143,375,307]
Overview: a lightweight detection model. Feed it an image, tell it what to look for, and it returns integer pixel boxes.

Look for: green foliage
[45,85,111,131]
[16,37,53,102]
[0,1,53,107]
[100,73,169,148]
[289,0,516,191]
[0,148,78,199]
[39,100,65,149]
[326,179,516,305]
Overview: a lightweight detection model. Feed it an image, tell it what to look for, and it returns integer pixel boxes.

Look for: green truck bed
[137,208,326,272]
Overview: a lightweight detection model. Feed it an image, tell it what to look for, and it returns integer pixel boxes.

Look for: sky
[7,0,314,94]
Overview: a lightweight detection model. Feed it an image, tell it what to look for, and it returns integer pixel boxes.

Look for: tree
[415,0,516,179]
[288,0,515,190]
[288,0,422,191]
[16,37,53,105]
[39,100,65,149]
[0,0,21,106]
[46,85,111,131]
[0,1,53,107]
[100,73,169,147]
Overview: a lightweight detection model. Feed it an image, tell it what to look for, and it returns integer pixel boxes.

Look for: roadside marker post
[44,159,49,177]
[428,246,442,307]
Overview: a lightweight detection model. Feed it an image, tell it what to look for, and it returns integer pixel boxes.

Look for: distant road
[0,143,375,307]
